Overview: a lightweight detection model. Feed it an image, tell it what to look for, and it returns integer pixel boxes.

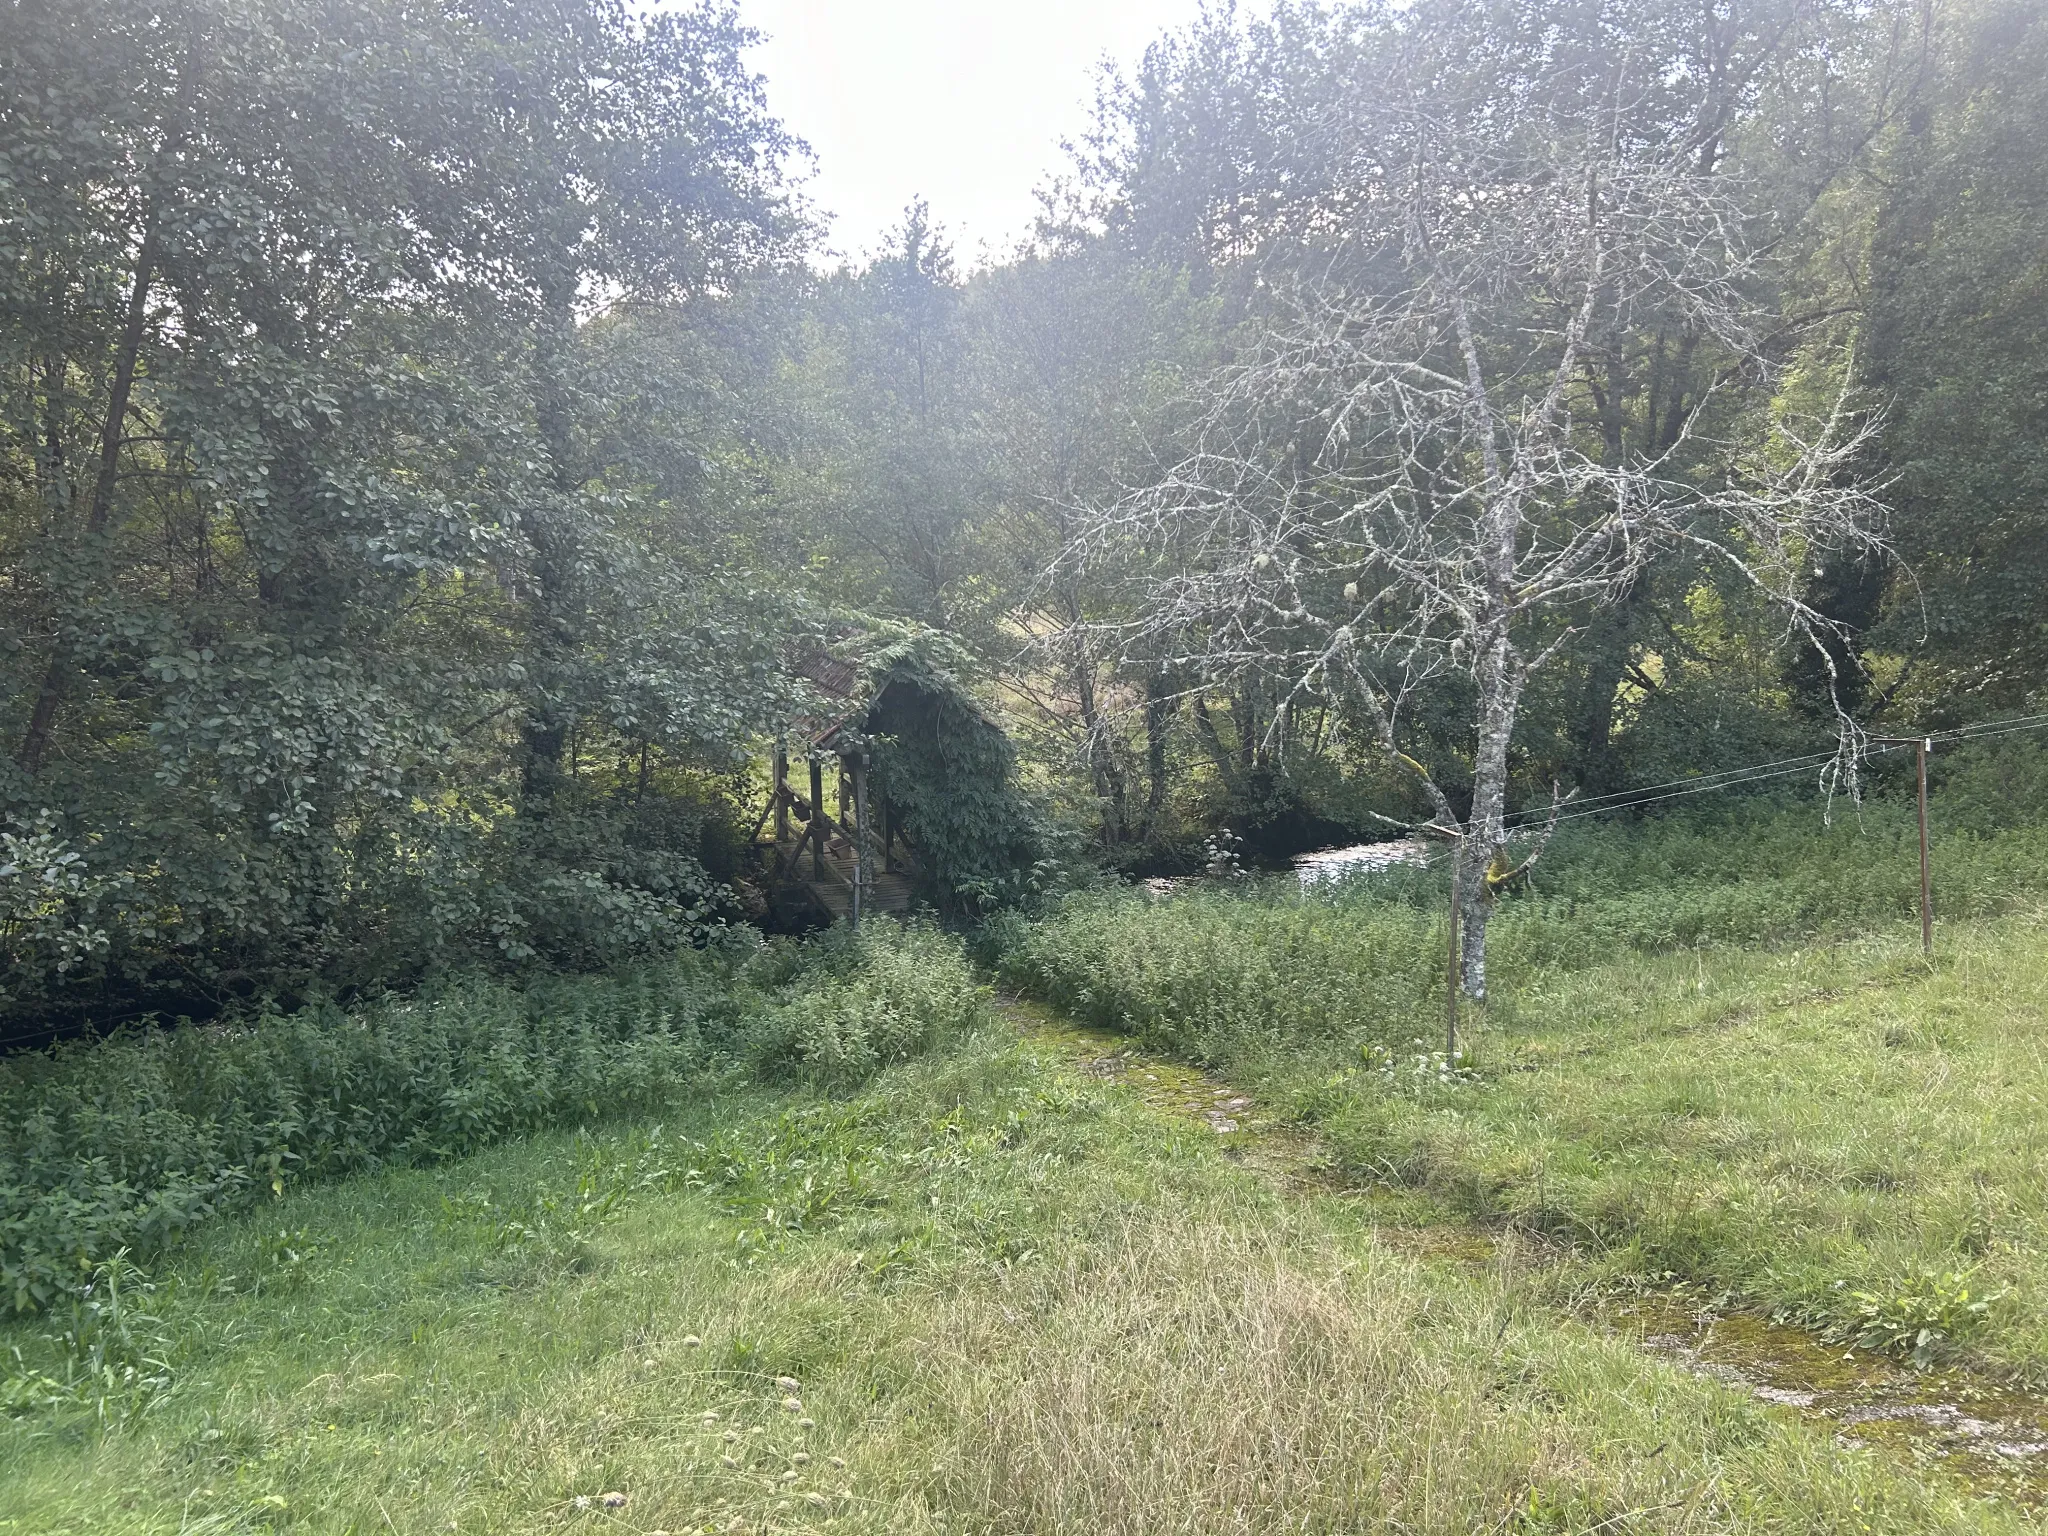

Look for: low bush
[0,923,985,1314]
[750,924,989,1085]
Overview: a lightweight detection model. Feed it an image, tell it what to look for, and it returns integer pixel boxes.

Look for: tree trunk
[520,276,582,805]
[1453,840,1489,1002]
[1234,683,1259,777]
[1568,588,1644,795]
[1143,673,1172,825]
[14,26,201,775]
[1071,642,1129,841]
[16,227,161,775]
[1458,638,1524,1000]
[36,350,67,510]
[1191,696,1241,793]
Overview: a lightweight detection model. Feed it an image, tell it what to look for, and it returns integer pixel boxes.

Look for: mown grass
[0,1020,2026,1534]
[997,751,2048,1378]
[1307,911,2048,1364]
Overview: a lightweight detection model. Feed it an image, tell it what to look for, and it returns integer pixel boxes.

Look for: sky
[741,0,1205,269]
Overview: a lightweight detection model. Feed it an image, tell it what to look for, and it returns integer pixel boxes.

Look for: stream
[1142,835,1433,897]
[1291,836,1432,887]
[1611,1293,2048,1505]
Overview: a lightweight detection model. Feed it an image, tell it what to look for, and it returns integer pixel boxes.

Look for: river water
[1140,836,1434,898]
[1291,836,1433,888]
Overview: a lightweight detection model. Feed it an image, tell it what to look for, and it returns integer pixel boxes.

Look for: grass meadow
[997,755,2048,1380]
[8,746,2048,1532]
[0,1023,2025,1535]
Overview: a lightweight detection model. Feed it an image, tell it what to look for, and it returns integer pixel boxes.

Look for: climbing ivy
[848,629,1052,918]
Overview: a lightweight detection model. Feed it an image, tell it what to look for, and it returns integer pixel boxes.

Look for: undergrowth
[0,924,983,1317]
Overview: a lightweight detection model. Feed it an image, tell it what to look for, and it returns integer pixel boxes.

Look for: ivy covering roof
[791,625,1044,916]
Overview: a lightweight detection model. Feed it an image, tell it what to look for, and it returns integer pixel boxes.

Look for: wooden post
[881,796,895,872]
[1446,844,1461,1059]
[1917,736,1932,956]
[772,743,789,846]
[809,755,826,881]
[851,751,870,928]
[1876,735,1935,956]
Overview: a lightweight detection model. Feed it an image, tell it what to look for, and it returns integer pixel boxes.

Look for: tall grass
[1003,742,2048,1070]
[1491,792,2048,961]
[996,889,1444,1064]
[0,924,982,1314]
[924,1217,1537,1531]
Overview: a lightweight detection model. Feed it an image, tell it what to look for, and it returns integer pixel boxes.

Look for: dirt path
[1001,998,1328,1191]
[1001,994,2048,1509]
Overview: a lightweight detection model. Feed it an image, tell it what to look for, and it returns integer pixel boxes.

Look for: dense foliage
[1859,0,2048,708]
[1,0,805,1020]
[855,633,1056,916]
[6,0,2047,1018]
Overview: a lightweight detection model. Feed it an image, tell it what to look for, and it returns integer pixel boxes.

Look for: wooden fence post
[772,742,789,846]
[1874,735,1935,956]
[851,751,870,928]
[1446,842,1461,1059]
[1917,737,1932,956]
[809,756,826,881]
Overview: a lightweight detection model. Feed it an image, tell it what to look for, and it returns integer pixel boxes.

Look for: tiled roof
[791,648,861,701]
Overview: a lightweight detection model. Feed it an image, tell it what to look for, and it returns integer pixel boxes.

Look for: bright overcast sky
[741,0,1206,268]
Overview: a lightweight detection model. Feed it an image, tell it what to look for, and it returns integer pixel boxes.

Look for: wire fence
[1405,709,2048,844]
[1303,708,2048,883]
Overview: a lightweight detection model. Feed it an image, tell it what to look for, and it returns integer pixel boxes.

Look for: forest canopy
[4,0,2044,1024]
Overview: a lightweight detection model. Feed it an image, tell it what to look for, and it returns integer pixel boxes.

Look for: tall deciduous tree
[1,0,805,1013]
[439,0,805,798]
[1860,0,2048,709]
[1067,0,1889,995]
[777,202,989,625]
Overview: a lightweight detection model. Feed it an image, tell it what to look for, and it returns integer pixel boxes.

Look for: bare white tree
[1065,63,1889,998]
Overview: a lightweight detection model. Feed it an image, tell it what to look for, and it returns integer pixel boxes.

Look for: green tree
[0,0,805,1015]
[1861,0,2048,710]
[777,202,988,625]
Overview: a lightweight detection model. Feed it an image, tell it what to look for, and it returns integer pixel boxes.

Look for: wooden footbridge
[759,744,920,925]
[753,635,1035,929]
